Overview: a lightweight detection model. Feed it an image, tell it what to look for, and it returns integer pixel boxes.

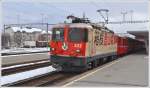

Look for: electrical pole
[17,14,23,47]
[41,13,44,25]
[121,11,127,22]
[17,14,20,24]
[130,10,133,22]
[83,12,85,19]
[45,15,49,47]
[46,23,49,48]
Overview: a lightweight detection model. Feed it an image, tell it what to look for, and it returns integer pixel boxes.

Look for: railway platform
[64,50,148,87]
[2,52,49,66]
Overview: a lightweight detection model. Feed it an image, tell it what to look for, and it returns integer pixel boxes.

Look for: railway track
[3,71,78,87]
[2,60,51,76]
[2,57,118,87]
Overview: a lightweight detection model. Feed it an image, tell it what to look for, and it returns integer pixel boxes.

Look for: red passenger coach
[127,38,144,53]
[117,36,145,56]
[117,36,128,56]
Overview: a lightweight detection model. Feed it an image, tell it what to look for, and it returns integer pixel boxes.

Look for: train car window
[69,28,88,42]
[52,28,64,41]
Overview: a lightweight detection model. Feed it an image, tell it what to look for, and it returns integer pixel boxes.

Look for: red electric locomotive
[117,36,128,56]
[49,16,117,72]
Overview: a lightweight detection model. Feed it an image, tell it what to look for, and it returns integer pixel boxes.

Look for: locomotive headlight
[48,47,51,51]
[50,47,55,51]
[51,48,55,51]
[76,49,80,53]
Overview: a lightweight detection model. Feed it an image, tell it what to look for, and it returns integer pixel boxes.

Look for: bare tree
[14,31,22,47]
[1,33,11,49]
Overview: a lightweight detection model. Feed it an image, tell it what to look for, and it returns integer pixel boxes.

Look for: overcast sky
[2,0,149,33]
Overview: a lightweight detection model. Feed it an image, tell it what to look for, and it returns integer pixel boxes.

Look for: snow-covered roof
[116,33,135,39]
[10,27,52,34]
[11,27,42,33]
[41,30,52,34]
[48,31,52,34]
[41,30,46,34]
[52,23,93,29]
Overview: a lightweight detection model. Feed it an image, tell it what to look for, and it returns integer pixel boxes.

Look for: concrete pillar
[144,39,149,54]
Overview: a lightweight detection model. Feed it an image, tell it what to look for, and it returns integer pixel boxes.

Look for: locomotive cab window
[69,28,88,42]
[52,28,64,41]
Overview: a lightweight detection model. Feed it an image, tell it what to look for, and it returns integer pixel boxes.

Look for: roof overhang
[127,30,148,41]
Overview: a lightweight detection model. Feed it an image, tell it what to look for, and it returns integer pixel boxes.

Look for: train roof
[52,23,93,29]
[52,23,114,33]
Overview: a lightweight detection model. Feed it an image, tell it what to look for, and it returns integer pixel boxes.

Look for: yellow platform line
[62,58,123,87]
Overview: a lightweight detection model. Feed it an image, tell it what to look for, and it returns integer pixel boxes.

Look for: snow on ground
[1,66,56,85]
[1,47,50,54]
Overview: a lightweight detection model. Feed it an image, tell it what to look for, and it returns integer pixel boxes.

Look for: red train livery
[117,36,144,56]
[49,22,144,72]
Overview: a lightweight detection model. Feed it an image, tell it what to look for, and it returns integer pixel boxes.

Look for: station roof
[128,30,149,54]
[127,30,148,41]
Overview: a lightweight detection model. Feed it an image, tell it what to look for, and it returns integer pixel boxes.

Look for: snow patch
[1,66,56,85]
[1,47,49,54]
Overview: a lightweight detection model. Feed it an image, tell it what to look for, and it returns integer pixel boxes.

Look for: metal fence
[2,23,55,49]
